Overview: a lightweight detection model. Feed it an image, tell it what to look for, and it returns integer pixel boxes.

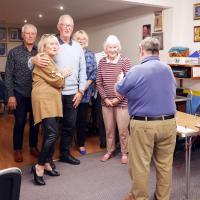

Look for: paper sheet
[177,125,196,136]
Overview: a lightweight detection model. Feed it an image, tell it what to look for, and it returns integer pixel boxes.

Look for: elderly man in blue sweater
[31,15,87,166]
[116,37,177,200]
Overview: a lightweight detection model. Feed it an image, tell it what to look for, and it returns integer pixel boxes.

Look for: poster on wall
[194,3,200,20]
[0,43,7,56]
[154,11,163,32]
[142,24,151,39]
[0,27,7,41]
[194,26,200,42]
[9,28,22,41]
[152,32,163,50]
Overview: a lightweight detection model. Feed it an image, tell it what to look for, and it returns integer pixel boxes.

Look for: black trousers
[38,118,58,165]
[76,103,89,147]
[13,91,39,150]
[95,93,106,144]
[60,95,77,157]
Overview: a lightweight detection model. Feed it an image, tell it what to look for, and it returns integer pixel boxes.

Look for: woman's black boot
[31,165,46,185]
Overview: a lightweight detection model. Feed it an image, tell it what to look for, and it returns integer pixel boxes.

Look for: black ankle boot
[44,169,60,176]
[31,165,45,185]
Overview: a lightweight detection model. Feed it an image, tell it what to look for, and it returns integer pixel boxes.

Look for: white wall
[77,1,200,91]
[76,6,158,65]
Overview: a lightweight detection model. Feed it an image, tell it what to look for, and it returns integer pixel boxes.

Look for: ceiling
[0,0,171,28]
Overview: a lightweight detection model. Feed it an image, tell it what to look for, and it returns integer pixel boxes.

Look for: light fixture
[24,19,28,23]
[59,6,64,10]
[38,14,43,18]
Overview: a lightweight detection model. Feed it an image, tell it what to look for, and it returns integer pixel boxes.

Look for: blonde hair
[37,34,59,53]
[72,30,89,47]
[103,35,121,52]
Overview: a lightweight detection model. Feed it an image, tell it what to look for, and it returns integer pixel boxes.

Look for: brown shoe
[124,193,134,200]
[14,150,23,162]
[30,147,40,157]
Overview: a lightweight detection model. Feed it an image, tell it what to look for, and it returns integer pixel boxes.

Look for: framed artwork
[152,32,163,50]
[9,28,22,41]
[0,27,7,41]
[194,26,200,42]
[194,3,200,20]
[154,11,163,32]
[142,24,151,39]
[0,43,7,56]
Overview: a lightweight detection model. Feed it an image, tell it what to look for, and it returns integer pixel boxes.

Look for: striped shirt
[96,55,131,107]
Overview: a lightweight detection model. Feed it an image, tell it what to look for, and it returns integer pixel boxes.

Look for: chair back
[195,104,200,116]
[0,167,22,200]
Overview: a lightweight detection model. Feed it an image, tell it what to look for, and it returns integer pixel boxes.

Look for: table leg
[185,136,192,200]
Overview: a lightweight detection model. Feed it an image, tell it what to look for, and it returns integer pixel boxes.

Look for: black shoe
[49,159,56,169]
[100,141,106,149]
[44,169,60,176]
[60,153,80,165]
[31,165,45,186]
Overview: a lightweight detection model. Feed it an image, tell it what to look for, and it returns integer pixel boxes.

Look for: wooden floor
[0,111,102,169]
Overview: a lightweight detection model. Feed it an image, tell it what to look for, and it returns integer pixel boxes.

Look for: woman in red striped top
[96,35,131,164]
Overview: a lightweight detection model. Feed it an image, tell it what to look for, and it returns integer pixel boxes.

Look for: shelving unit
[169,64,200,87]
[169,64,200,113]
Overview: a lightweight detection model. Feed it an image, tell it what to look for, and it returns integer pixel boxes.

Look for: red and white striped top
[96,55,132,107]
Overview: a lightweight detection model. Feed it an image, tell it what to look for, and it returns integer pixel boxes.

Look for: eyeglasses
[59,23,73,28]
[24,32,36,36]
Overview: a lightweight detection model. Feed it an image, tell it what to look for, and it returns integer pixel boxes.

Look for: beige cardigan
[32,58,64,125]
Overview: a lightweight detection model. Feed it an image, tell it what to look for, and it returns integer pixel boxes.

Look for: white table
[176,111,200,200]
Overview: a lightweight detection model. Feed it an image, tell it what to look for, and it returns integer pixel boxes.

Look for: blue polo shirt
[116,56,176,117]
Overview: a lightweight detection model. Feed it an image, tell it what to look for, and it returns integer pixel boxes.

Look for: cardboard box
[168,57,200,65]
[192,67,200,77]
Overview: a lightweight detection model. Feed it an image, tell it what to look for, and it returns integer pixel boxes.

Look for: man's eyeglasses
[59,23,73,28]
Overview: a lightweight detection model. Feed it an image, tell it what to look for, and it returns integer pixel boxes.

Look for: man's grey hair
[139,37,160,54]
[21,24,37,34]
[58,14,74,26]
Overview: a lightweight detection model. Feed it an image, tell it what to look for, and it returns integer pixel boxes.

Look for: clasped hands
[104,97,120,107]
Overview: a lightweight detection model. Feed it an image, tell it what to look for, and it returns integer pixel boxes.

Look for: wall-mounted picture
[154,11,163,32]
[0,27,7,41]
[9,28,22,41]
[152,32,163,50]
[142,24,151,39]
[194,26,200,42]
[0,43,7,56]
[194,3,200,20]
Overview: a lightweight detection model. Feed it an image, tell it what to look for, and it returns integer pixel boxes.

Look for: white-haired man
[30,15,87,165]
[5,24,39,162]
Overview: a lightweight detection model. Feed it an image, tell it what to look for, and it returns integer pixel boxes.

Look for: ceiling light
[24,19,27,23]
[38,14,43,18]
[59,6,64,10]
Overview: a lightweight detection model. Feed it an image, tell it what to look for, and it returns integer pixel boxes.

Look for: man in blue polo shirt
[116,37,177,200]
